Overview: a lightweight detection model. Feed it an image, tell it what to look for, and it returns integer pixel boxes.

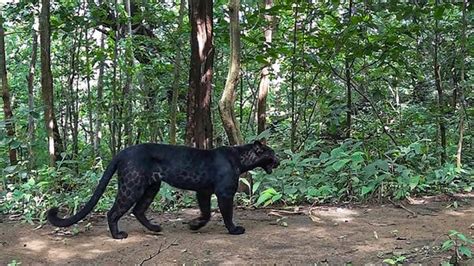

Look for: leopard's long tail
[47,157,119,227]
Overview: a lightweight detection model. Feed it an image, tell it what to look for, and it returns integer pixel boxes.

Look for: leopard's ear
[253,140,264,154]
[253,140,263,147]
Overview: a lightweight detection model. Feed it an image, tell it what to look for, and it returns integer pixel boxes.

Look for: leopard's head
[250,140,280,174]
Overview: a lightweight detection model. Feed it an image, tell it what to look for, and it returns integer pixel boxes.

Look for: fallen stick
[139,238,178,265]
[388,199,417,217]
[269,209,305,215]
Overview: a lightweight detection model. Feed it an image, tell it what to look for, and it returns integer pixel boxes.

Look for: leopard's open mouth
[263,158,280,174]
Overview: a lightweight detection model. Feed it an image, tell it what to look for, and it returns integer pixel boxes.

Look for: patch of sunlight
[220,256,248,265]
[205,238,232,245]
[22,239,47,252]
[294,226,312,232]
[444,210,468,217]
[47,247,76,260]
[309,207,359,223]
[354,239,393,253]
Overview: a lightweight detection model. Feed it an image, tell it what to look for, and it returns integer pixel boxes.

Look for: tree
[456,0,468,168]
[27,14,39,167]
[186,0,214,149]
[0,14,17,165]
[219,0,243,146]
[257,0,273,137]
[40,0,61,166]
[169,0,186,145]
[433,0,447,164]
[345,0,353,138]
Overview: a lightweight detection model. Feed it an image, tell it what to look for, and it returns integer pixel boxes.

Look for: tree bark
[40,0,59,166]
[219,0,243,146]
[186,0,214,149]
[345,0,353,139]
[0,15,17,165]
[27,16,39,168]
[123,0,134,147]
[94,32,105,157]
[169,0,186,145]
[434,0,446,164]
[257,0,273,137]
[290,3,298,151]
[456,0,467,168]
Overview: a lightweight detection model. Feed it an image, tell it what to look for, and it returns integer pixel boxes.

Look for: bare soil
[1,194,473,265]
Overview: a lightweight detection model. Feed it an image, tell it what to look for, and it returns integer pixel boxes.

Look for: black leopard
[47,141,279,239]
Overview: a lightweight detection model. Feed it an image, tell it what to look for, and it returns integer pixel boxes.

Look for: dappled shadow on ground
[1,194,473,265]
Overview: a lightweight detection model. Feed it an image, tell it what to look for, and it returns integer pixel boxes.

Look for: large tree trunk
[27,16,39,168]
[219,0,243,146]
[256,0,273,137]
[186,0,214,149]
[434,0,446,164]
[169,0,186,145]
[40,0,62,166]
[0,15,17,165]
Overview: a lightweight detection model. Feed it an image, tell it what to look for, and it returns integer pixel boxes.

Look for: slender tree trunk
[456,0,467,168]
[40,0,58,166]
[169,0,185,145]
[434,0,446,164]
[0,15,17,165]
[345,0,353,139]
[110,0,119,156]
[290,3,298,151]
[27,17,39,168]
[124,0,134,147]
[68,30,81,162]
[186,0,214,149]
[85,29,94,153]
[219,0,243,146]
[257,0,273,137]
[94,32,105,157]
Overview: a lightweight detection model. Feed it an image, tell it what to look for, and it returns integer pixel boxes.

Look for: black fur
[47,141,279,239]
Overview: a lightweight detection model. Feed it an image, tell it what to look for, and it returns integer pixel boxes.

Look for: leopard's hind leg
[132,181,162,232]
[107,171,145,239]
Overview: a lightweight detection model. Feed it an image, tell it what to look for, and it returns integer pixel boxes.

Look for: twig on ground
[388,199,417,217]
[368,222,396,227]
[269,209,305,215]
[139,238,178,265]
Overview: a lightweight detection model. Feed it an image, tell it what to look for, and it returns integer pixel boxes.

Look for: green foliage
[252,139,473,205]
[0,0,473,222]
[383,255,406,265]
[441,230,474,260]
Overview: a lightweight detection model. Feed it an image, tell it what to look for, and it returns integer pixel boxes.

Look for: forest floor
[1,193,473,265]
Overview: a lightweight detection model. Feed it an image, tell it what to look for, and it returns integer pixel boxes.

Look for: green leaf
[434,6,445,20]
[332,159,350,171]
[361,186,373,196]
[383,259,396,265]
[456,233,470,243]
[459,246,472,258]
[441,240,454,251]
[351,152,364,164]
[409,175,420,190]
[330,147,343,157]
[374,160,389,172]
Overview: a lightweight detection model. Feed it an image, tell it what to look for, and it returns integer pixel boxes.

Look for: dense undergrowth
[1,134,472,224]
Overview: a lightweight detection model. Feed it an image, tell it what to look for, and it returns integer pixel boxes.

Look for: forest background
[0,0,472,223]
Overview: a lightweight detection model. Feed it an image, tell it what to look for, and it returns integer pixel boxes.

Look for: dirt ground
[1,194,473,265]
